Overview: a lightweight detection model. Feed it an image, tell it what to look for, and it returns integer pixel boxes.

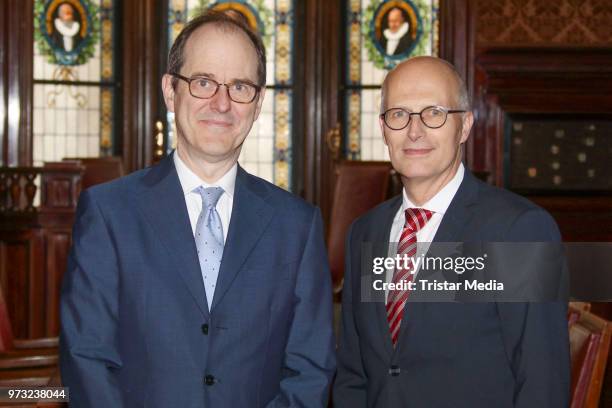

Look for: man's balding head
[381,56,470,113]
[378,56,474,204]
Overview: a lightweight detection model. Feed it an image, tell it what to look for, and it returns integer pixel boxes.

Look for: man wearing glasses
[60,11,335,407]
[333,56,569,407]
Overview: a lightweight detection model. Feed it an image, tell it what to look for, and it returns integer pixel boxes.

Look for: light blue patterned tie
[194,186,224,310]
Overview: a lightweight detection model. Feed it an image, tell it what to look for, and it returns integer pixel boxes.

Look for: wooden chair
[0,287,59,405]
[0,366,56,387]
[568,302,592,327]
[0,286,57,369]
[327,161,394,293]
[568,304,611,408]
[62,156,124,190]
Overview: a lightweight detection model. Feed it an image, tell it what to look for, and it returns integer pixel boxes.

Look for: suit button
[204,374,215,385]
[389,365,400,376]
[201,324,209,335]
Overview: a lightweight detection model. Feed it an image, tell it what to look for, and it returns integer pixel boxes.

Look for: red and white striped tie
[386,207,433,346]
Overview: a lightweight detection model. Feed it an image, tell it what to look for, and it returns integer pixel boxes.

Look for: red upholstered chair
[568,304,611,408]
[327,161,394,294]
[62,156,124,190]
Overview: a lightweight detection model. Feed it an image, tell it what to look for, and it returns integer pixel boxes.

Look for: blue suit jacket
[333,169,570,408]
[60,154,336,407]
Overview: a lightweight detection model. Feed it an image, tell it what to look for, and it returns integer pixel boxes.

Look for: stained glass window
[343,0,439,160]
[32,0,119,166]
[167,0,295,190]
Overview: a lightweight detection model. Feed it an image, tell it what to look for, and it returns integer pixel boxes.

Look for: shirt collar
[384,22,409,40]
[400,163,465,217]
[173,150,237,198]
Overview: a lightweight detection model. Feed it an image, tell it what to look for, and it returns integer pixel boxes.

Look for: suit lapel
[371,197,402,358]
[431,169,480,244]
[211,166,274,311]
[135,154,210,318]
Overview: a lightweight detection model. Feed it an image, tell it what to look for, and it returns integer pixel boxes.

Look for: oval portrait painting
[372,0,422,59]
[37,0,98,66]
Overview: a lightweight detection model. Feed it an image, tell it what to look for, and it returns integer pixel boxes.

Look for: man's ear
[253,87,266,121]
[459,111,474,144]
[379,115,389,146]
[161,74,176,113]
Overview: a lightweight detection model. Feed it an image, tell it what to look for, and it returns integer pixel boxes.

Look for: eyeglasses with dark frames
[380,106,466,130]
[171,73,261,104]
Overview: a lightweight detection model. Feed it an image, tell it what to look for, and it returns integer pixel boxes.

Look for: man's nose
[209,85,231,112]
[405,114,425,142]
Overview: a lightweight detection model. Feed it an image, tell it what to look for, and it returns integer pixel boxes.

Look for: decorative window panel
[344,0,439,160]
[33,0,118,166]
[508,116,612,191]
[167,0,295,190]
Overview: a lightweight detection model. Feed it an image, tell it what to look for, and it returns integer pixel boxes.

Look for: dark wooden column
[302,0,342,224]
[121,0,168,173]
[0,0,34,167]
[439,0,478,171]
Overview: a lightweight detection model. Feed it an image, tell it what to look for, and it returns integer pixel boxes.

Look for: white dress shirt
[385,164,465,301]
[174,151,235,243]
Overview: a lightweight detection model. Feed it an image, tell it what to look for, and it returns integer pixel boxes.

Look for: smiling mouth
[403,148,433,156]
[199,119,232,127]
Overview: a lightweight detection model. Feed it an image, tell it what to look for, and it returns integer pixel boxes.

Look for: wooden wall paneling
[530,197,612,242]
[472,49,612,243]
[467,65,490,179]
[43,229,72,336]
[482,92,504,186]
[39,163,83,212]
[0,163,81,338]
[28,228,45,338]
[37,164,81,337]
[0,229,45,339]
[473,49,612,186]
[0,235,29,338]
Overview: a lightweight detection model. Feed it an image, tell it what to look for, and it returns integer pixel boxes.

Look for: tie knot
[404,208,433,231]
[196,186,224,209]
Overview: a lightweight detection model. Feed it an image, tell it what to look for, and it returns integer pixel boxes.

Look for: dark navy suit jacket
[333,169,570,407]
[60,154,336,407]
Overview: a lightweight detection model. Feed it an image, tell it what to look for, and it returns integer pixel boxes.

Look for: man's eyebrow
[231,77,258,85]
[188,72,258,85]
[190,72,216,78]
[390,103,445,110]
